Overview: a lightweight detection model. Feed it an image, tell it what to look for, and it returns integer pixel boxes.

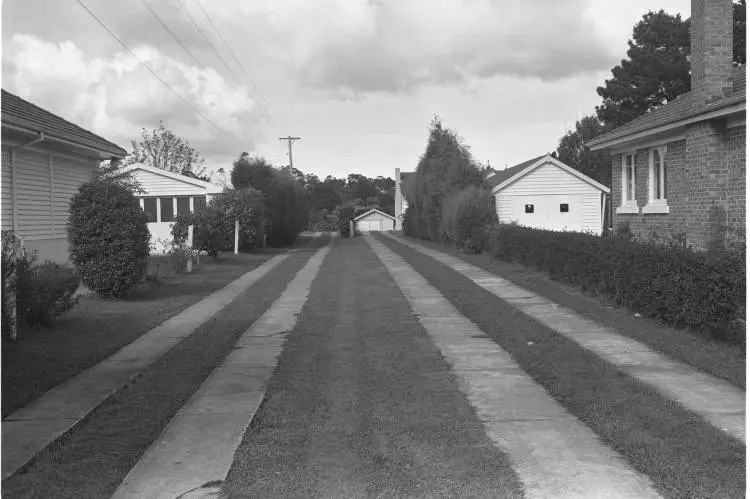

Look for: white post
[234,219,239,254]
[188,225,194,247]
[350,220,354,238]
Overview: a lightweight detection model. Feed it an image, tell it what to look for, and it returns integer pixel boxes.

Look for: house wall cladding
[497,161,602,232]
[1,149,12,230]
[355,212,395,230]
[612,123,746,249]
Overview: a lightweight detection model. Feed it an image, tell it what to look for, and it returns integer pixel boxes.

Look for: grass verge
[378,234,745,499]
[2,245,302,418]
[2,236,328,498]
[402,236,745,389]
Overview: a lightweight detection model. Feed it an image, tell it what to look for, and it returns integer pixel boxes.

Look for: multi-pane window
[160,197,175,222]
[623,153,636,202]
[177,197,191,216]
[143,198,157,223]
[193,196,207,212]
[649,147,667,202]
[525,204,534,214]
[560,203,569,213]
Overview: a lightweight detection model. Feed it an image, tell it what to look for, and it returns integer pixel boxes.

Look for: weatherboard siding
[494,161,603,234]
[14,149,52,239]
[134,169,210,196]
[52,155,97,235]
[355,211,396,232]
[2,149,13,230]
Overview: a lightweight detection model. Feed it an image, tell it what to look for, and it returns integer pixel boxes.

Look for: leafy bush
[440,186,497,251]
[17,261,80,328]
[68,179,150,298]
[337,206,355,237]
[265,174,308,246]
[2,231,37,339]
[487,224,746,346]
[172,188,263,258]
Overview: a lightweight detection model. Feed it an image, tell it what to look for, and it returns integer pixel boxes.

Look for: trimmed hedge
[487,224,745,346]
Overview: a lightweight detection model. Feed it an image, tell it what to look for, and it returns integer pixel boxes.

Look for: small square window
[560,203,569,213]
[525,204,534,214]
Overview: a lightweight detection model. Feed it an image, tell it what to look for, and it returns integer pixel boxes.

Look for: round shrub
[68,180,150,298]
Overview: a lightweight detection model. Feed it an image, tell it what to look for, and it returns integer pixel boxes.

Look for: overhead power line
[74,0,245,146]
[194,0,289,132]
[279,136,301,175]
[175,0,243,87]
[138,0,206,71]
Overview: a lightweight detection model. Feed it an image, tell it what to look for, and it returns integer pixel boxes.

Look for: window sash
[622,153,636,202]
[650,148,667,201]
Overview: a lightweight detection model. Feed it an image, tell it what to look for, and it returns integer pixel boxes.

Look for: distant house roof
[588,65,746,151]
[1,89,127,158]
[488,154,610,194]
[120,163,224,194]
[353,208,396,221]
[486,155,547,189]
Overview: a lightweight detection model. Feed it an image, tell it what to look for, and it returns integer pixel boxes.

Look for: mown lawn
[379,234,745,499]
[404,236,746,389]
[2,250,275,418]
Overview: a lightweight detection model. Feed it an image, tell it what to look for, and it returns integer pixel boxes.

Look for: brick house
[587,0,746,250]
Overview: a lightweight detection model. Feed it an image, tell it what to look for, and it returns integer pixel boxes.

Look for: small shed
[353,209,396,232]
[488,154,610,235]
[121,163,223,253]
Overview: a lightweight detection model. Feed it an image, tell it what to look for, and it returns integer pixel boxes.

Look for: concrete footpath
[366,236,661,499]
[382,232,746,444]
[2,253,290,481]
[112,242,332,499]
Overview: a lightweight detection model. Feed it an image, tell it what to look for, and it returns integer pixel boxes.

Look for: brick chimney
[690,0,734,110]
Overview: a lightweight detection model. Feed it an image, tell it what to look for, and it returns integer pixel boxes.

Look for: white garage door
[359,220,382,232]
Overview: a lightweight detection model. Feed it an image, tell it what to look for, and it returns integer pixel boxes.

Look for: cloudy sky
[2,0,689,181]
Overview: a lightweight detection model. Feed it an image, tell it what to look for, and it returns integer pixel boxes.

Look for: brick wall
[727,125,746,240]
[611,123,746,249]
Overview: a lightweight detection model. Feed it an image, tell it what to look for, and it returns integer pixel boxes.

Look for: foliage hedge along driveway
[486,224,745,347]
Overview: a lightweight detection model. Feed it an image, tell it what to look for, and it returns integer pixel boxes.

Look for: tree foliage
[124,121,208,179]
[596,3,746,129]
[404,116,487,241]
[556,115,611,187]
[172,188,264,258]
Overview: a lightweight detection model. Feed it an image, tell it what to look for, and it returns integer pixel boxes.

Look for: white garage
[488,154,610,235]
[353,209,396,233]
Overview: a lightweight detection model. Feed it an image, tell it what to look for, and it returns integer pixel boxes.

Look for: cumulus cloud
[3,34,263,160]
[262,0,617,93]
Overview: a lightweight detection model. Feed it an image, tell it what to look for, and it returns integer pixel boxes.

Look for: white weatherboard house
[121,163,223,253]
[354,208,396,232]
[1,89,128,263]
[488,154,610,234]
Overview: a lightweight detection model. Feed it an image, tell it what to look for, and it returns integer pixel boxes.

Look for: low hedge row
[487,224,745,346]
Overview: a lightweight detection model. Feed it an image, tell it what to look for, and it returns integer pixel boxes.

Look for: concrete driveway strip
[1,253,290,481]
[366,236,662,499]
[111,243,332,499]
[382,233,746,444]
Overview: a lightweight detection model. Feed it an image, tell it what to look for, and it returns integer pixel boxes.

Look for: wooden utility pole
[279,136,301,175]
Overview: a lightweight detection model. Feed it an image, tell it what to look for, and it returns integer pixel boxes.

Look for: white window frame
[616,152,638,214]
[643,145,669,214]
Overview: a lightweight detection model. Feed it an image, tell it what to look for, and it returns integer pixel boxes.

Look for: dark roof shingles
[1,89,127,157]
[589,65,746,147]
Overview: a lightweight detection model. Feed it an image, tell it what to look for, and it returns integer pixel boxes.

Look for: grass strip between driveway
[2,249,294,418]
[223,237,525,498]
[377,233,745,499]
[401,236,745,389]
[2,236,329,499]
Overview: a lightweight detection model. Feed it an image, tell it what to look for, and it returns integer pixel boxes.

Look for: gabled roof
[488,154,610,194]
[353,208,396,221]
[121,163,223,194]
[588,65,746,150]
[1,89,127,158]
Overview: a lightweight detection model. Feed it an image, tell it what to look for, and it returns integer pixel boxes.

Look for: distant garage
[353,209,396,233]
